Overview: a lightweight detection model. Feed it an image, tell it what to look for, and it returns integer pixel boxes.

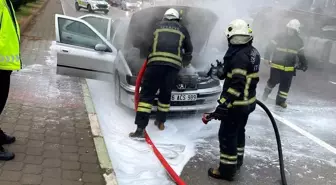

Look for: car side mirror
[95,44,107,52]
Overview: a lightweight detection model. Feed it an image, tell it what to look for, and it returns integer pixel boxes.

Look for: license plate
[171,94,197,102]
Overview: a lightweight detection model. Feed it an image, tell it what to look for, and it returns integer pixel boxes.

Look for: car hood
[123,6,218,75]
[92,1,108,4]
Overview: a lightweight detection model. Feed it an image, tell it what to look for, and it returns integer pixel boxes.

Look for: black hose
[256,100,288,185]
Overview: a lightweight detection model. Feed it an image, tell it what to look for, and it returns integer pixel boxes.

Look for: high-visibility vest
[0,0,21,70]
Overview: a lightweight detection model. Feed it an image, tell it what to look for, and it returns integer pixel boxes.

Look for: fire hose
[134,60,287,185]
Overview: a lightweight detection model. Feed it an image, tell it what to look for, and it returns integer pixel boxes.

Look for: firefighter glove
[207,60,225,80]
[210,105,229,120]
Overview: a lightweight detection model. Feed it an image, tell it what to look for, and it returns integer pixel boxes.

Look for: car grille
[97,4,108,8]
[174,75,198,91]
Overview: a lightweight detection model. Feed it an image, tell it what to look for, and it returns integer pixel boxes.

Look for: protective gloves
[207,60,226,80]
[296,64,308,72]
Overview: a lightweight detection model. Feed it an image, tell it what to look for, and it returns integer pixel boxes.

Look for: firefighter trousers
[264,68,293,104]
[135,65,179,129]
[218,108,251,176]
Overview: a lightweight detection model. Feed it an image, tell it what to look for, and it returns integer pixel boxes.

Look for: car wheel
[75,2,80,11]
[114,72,122,106]
[88,5,94,13]
[104,10,109,14]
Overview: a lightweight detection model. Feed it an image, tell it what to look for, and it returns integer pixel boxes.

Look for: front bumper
[119,82,222,112]
[91,4,109,10]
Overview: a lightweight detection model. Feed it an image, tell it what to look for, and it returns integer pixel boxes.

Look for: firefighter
[129,8,193,139]
[262,19,308,108]
[206,19,260,181]
[0,0,21,160]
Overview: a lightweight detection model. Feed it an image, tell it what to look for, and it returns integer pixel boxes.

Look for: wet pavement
[0,0,105,184]
[59,0,336,184]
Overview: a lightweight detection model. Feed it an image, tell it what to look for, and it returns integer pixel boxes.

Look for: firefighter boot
[0,146,15,161]
[154,120,165,130]
[276,102,287,108]
[0,130,16,145]
[129,127,145,139]
[262,86,272,101]
[208,167,235,181]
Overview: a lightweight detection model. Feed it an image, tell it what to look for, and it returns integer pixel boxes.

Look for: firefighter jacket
[0,0,21,70]
[147,19,193,70]
[264,32,307,72]
[219,43,260,108]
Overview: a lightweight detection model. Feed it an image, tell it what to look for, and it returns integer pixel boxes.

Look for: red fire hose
[134,60,186,185]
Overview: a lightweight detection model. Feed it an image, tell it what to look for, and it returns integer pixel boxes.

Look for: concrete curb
[19,0,50,34]
[81,79,119,185]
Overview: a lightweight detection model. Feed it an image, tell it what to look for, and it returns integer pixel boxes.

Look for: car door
[54,14,116,82]
[79,14,112,40]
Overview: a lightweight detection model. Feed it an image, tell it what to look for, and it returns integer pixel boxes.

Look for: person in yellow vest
[0,0,21,161]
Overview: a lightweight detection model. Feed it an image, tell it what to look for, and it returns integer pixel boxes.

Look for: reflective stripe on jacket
[219,44,260,107]
[0,0,21,70]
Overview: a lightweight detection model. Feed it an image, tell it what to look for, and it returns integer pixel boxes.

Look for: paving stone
[8,145,27,153]
[78,147,95,155]
[61,145,78,153]
[0,181,21,185]
[12,153,25,162]
[29,133,44,140]
[13,137,28,145]
[44,143,61,151]
[62,180,83,185]
[30,127,46,134]
[13,131,29,138]
[2,162,24,171]
[61,161,80,170]
[62,170,82,181]
[26,147,44,156]
[42,168,62,178]
[45,136,60,144]
[1,123,15,130]
[60,132,76,139]
[27,140,44,147]
[79,154,98,164]
[61,138,77,145]
[82,172,104,183]
[24,155,44,165]
[61,153,79,161]
[41,177,61,185]
[43,150,61,158]
[21,174,42,184]
[45,130,61,137]
[14,125,30,132]
[80,163,100,173]
[42,159,61,168]
[0,170,22,181]
[23,164,43,174]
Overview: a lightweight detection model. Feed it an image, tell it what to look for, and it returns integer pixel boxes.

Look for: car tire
[75,2,80,11]
[114,72,122,106]
[88,4,94,13]
[104,10,109,14]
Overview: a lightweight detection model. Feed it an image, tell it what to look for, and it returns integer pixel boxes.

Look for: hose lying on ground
[256,100,288,185]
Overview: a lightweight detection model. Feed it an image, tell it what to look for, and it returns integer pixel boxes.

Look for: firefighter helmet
[163,8,180,20]
[286,19,300,32]
[225,19,253,39]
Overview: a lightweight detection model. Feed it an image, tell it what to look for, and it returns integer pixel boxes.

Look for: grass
[16,0,44,21]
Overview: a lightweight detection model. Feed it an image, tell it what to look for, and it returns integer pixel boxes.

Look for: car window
[110,19,120,40]
[81,17,109,38]
[58,17,112,52]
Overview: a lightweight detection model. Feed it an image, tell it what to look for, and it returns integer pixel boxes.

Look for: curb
[81,79,119,185]
[19,0,50,35]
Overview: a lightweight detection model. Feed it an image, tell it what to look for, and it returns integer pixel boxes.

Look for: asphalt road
[59,1,336,184]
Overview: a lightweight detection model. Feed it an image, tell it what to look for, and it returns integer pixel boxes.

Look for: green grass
[16,0,44,21]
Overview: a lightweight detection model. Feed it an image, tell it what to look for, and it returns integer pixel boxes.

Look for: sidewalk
[0,0,106,184]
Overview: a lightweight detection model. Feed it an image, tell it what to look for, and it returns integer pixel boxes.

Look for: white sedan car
[54,6,222,112]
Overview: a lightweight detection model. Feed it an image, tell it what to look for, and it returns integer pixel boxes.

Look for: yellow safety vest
[0,0,21,70]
